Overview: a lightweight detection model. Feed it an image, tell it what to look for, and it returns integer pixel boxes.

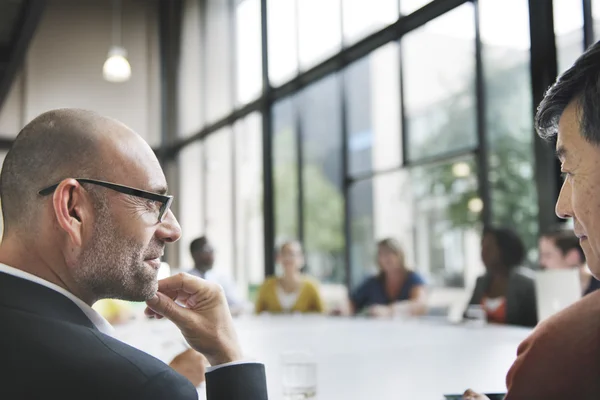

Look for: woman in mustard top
[255,240,325,314]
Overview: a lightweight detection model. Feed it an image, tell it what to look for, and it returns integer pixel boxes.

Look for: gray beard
[73,202,160,302]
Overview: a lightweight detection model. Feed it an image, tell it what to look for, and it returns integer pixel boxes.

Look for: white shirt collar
[0,263,114,336]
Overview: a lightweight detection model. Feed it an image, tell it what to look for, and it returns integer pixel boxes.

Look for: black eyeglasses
[38,178,174,223]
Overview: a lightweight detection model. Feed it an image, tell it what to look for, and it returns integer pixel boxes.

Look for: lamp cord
[112,0,122,47]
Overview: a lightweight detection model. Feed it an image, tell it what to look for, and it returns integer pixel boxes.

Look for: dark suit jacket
[466,267,538,327]
[0,271,268,400]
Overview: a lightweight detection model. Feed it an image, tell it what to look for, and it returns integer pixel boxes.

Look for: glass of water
[281,351,317,399]
[465,304,487,327]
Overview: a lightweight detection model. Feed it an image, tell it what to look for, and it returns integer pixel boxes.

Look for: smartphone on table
[443,394,505,400]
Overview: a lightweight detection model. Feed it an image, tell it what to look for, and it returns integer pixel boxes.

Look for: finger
[146,291,191,325]
[161,289,192,304]
[157,273,204,296]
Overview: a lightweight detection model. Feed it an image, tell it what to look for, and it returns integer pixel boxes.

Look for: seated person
[350,238,426,318]
[92,298,134,325]
[255,240,324,314]
[188,236,246,315]
[539,228,600,295]
[466,227,537,327]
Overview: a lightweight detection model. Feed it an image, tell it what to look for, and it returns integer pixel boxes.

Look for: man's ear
[52,179,91,247]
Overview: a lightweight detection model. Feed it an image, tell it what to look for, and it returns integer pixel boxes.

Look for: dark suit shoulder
[0,306,197,400]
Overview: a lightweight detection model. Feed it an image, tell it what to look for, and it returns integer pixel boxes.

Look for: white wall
[0,0,161,146]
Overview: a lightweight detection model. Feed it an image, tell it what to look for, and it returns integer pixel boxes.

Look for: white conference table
[114,314,531,400]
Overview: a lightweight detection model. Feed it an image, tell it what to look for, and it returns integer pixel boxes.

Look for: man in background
[539,228,600,295]
[189,236,246,315]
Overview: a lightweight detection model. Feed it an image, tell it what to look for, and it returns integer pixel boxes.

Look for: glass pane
[298,0,342,69]
[268,0,298,86]
[345,42,402,176]
[178,0,204,137]
[236,0,263,104]
[273,98,299,244]
[594,0,600,42]
[300,76,345,283]
[400,0,432,15]
[177,141,204,269]
[342,0,398,44]
[554,0,584,74]
[204,128,235,278]
[349,171,415,288]
[411,156,483,287]
[206,0,234,122]
[480,0,539,255]
[402,3,477,161]
[234,113,264,290]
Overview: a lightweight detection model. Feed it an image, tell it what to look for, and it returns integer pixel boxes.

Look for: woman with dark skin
[466,227,537,327]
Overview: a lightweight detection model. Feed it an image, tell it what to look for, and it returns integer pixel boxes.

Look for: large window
[400,0,433,16]
[554,0,584,74]
[341,0,397,45]
[345,42,402,177]
[411,157,482,286]
[480,0,538,254]
[297,0,342,69]
[273,98,299,245]
[300,75,345,283]
[177,141,204,268]
[402,3,476,161]
[204,128,234,278]
[205,0,234,122]
[235,0,262,104]
[234,113,264,289]
[267,0,298,86]
[595,0,600,42]
[172,0,564,291]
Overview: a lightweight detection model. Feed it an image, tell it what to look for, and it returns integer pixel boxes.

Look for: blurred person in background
[188,236,245,315]
[539,228,600,295]
[350,238,426,318]
[465,227,537,327]
[255,240,324,314]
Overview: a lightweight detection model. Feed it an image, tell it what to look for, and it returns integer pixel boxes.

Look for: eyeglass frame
[38,178,174,223]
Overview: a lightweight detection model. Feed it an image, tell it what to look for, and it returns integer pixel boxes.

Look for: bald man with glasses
[0,109,267,399]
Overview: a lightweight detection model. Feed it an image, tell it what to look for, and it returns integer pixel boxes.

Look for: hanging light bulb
[103,46,131,82]
[103,0,131,82]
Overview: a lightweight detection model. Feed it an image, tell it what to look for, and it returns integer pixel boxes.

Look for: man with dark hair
[188,236,245,314]
[0,109,267,399]
[465,40,600,400]
[539,228,600,295]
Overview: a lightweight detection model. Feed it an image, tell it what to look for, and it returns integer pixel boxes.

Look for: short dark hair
[190,236,209,253]
[0,109,107,233]
[536,40,600,142]
[541,229,585,264]
[483,226,526,269]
